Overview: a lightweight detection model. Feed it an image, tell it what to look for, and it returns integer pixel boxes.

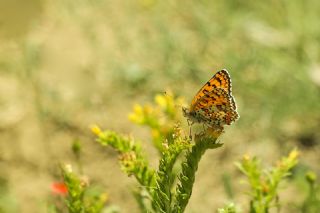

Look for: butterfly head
[182,106,189,117]
[182,107,198,124]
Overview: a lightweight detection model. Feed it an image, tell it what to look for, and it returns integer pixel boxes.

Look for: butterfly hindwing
[195,88,238,126]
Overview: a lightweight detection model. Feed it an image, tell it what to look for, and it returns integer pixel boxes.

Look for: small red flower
[51,182,68,195]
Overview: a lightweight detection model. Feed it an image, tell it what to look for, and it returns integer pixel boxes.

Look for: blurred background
[0,0,319,212]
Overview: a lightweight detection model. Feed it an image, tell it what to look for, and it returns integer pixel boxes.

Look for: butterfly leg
[186,119,193,139]
[202,123,208,132]
[202,123,215,135]
[187,119,192,126]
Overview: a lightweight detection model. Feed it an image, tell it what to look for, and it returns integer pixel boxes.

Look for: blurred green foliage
[236,150,299,212]
[0,177,18,213]
[52,164,108,213]
[1,0,319,140]
[301,172,320,213]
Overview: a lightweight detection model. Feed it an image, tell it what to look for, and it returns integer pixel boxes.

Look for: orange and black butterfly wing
[190,69,232,110]
[192,88,239,126]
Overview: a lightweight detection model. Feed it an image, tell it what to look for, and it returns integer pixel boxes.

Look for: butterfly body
[183,69,239,130]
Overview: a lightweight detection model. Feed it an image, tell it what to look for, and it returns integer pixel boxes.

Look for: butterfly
[182,69,239,131]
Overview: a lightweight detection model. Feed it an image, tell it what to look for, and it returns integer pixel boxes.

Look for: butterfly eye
[190,111,196,116]
[182,107,188,114]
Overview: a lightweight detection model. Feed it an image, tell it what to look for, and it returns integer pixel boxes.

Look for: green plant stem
[154,155,176,212]
[96,131,156,192]
[154,150,183,212]
[173,136,222,213]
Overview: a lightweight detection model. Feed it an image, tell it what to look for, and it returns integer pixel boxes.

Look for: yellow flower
[306,171,317,183]
[155,94,167,109]
[99,192,109,203]
[242,154,250,161]
[133,104,143,115]
[63,163,73,173]
[91,125,102,136]
[144,104,154,114]
[151,129,160,138]
[288,149,299,161]
[128,104,144,123]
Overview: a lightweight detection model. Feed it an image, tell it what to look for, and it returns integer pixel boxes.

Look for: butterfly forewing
[192,88,229,112]
[190,69,232,110]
